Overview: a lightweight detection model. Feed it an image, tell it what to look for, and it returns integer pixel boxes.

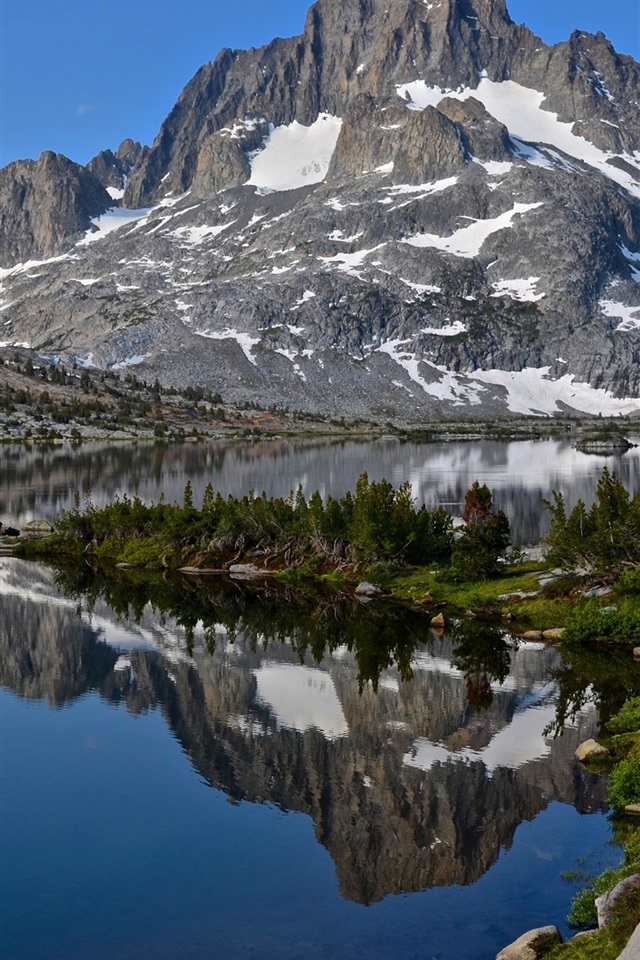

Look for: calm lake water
[2,435,640,542]
[0,553,634,960]
[1,437,639,959]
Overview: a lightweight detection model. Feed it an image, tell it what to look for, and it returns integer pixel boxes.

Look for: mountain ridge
[1,0,639,422]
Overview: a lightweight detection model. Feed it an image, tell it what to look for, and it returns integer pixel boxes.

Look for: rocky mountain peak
[87,139,144,197]
[0,151,111,267]
[1,0,640,422]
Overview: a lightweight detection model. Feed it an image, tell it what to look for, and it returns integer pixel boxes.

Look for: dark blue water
[0,553,625,960]
[1,689,616,960]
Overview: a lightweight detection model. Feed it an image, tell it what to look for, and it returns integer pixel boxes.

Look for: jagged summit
[87,140,144,200]
[1,0,639,421]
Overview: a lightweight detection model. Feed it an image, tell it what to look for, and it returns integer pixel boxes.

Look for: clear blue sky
[1,0,638,168]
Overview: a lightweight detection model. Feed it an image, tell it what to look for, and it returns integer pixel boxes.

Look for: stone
[575,739,609,762]
[22,520,54,535]
[228,563,270,579]
[543,628,565,640]
[431,613,446,628]
[625,804,640,817]
[355,581,382,597]
[495,925,562,959]
[596,874,640,928]
[522,630,544,640]
[616,921,640,960]
[633,648,640,660]
[584,586,612,599]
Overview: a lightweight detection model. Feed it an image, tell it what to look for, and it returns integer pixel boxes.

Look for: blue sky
[1,0,638,168]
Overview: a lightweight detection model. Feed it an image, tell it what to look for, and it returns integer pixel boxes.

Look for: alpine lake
[2,436,640,960]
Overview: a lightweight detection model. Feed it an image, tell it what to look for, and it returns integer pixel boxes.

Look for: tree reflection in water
[0,558,623,905]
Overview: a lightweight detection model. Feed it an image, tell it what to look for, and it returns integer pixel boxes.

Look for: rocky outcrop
[86,139,144,194]
[0,152,111,266]
[191,121,268,197]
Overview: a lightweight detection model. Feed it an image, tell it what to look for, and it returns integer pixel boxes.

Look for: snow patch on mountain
[247,114,343,192]
[469,367,640,415]
[600,299,640,331]
[491,277,545,302]
[78,207,153,245]
[170,222,236,245]
[401,203,543,258]
[621,245,640,283]
[193,327,261,366]
[319,244,386,277]
[421,320,467,336]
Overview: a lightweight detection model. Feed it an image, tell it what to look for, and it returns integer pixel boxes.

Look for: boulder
[431,613,446,628]
[543,628,565,640]
[633,648,640,660]
[22,519,54,535]
[596,874,640,928]
[355,581,382,597]
[522,630,544,640]
[625,804,640,817]
[495,925,563,959]
[575,739,609,762]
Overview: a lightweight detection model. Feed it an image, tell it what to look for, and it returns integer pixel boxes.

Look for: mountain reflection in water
[0,559,621,910]
[2,436,640,545]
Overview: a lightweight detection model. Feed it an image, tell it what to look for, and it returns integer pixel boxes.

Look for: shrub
[616,568,640,595]
[563,602,640,646]
[609,758,640,810]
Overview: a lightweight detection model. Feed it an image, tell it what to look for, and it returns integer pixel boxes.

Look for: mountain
[1,0,640,422]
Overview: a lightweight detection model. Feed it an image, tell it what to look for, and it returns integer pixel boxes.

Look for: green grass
[379,562,547,612]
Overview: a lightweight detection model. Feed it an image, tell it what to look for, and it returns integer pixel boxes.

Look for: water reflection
[0,559,621,906]
[2,436,640,543]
